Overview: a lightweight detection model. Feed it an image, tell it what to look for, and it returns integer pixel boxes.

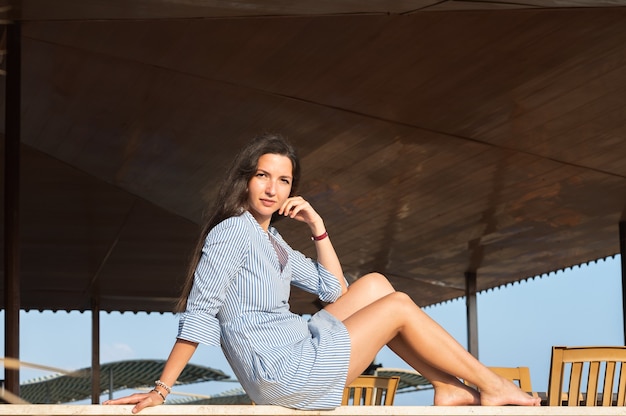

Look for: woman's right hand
[102,390,165,414]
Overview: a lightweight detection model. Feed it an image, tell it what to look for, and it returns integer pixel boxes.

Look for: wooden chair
[464,366,535,395]
[547,346,626,406]
[342,375,400,406]
[491,366,534,393]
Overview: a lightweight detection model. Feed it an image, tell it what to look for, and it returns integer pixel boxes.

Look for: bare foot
[479,375,541,406]
[433,380,481,406]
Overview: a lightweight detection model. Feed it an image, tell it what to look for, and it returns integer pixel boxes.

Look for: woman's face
[247,153,293,229]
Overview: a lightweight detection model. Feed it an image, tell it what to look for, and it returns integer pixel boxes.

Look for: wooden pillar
[619,221,626,345]
[91,301,101,404]
[3,20,21,397]
[465,271,479,358]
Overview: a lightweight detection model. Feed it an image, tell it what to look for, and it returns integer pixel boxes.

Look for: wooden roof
[1,0,625,314]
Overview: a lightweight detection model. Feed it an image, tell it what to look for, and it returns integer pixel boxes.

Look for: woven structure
[20,359,230,404]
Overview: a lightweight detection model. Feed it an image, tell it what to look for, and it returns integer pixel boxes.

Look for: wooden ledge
[1,405,626,416]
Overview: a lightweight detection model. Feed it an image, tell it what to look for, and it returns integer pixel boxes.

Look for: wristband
[311,231,328,241]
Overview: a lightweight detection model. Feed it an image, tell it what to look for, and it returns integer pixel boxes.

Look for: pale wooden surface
[1,405,626,416]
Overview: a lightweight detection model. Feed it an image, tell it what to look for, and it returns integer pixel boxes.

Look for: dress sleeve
[286,241,348,303]
[177,217,248,346]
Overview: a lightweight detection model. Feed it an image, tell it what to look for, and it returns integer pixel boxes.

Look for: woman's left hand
[102,390,164,414]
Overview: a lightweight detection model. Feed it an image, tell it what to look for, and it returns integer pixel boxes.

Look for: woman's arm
[310,223,346,294]
[104,217,247,413]
[102,339,198,413]
[279,196,347,294]
[155,339,198,399]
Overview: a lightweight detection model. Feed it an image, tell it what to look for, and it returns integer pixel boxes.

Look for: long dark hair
[175,133,300,312]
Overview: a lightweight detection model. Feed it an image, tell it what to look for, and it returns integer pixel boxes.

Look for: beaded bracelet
[155,379,172,394]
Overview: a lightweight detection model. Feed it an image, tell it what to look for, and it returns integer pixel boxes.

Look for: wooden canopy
[1,0,626,316]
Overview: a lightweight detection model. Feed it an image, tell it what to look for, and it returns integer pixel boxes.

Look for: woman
[104,133,540,413]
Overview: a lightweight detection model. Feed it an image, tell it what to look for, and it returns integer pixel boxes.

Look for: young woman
[103,133,540,413]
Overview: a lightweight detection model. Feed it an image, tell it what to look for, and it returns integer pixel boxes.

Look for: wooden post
[3,20,21,397]
[465,271,479,358]
[619,221,626,345]
[92,300,101,403]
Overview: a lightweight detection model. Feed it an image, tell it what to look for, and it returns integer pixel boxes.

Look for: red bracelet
[311,231,328,241]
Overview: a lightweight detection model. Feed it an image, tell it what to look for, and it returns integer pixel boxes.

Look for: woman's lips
[260,199,275,207]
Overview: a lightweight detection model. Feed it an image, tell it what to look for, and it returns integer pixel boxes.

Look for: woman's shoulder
[212,213,247,233]
[200,215,252,255]
[209,211,259,240]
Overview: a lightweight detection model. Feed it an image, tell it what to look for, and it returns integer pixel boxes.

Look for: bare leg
[324,273,540,406]
[387,334,480,405]
[325,274,479,405]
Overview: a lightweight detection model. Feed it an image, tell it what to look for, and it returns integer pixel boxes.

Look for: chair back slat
[587,361,600,406]
[547,346,626,406]
[602,362,616,406]
[617,367,626,405]
[548,347,565,405]
[352,387,363,404]
[363,388,374,404]
[568,362,583,406]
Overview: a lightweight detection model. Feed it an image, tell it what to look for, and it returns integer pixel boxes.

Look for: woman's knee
[357,272,395,294]
[388,290,414,304]
[358,275,422,310]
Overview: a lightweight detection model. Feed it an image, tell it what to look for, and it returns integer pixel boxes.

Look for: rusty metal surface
[0,1,625,314]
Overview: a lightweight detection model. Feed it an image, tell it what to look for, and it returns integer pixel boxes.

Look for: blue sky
[2,255,623,405]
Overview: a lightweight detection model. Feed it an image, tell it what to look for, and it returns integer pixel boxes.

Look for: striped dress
[177,211,351,409]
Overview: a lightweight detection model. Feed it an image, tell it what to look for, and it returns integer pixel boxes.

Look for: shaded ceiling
[1,0,625,314]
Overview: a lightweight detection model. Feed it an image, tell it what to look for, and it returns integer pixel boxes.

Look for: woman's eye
[281,179,291,184]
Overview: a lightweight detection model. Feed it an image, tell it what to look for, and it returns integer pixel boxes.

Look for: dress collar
[242,210,277,238]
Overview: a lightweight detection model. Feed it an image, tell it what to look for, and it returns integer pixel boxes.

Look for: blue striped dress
[177,210,351,409]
